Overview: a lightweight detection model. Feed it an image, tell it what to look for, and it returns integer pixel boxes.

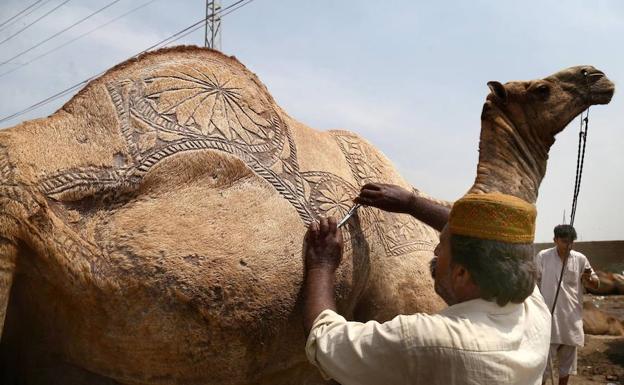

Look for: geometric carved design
[41,60,315,224]
[34,59,433,256]
[332,130,436,255]
[378,210,437,255]
[40,167,132,202]
[0,146,41,224]
[0,146,13,182]
[144,67,275,147]
[302,171,375,249]
[306,172,356,220]
[0,146,41,217]
[333,131,384,184]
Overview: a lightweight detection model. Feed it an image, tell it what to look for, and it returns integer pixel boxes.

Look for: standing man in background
[534,224,600,385]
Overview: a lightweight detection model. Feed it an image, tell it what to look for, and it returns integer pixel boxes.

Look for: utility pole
[204,0,222,50]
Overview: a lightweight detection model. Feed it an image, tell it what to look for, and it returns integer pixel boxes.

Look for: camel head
[471,66,615,203]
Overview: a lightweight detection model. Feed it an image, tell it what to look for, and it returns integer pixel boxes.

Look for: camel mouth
[590,76,615,105]
[591,83,615,105]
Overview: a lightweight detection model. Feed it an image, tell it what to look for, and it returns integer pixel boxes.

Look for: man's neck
[556,248,570,261]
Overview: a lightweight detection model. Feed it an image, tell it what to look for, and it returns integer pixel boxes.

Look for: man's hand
[354,183,415,214]
[303,217,343,337]
[304,217,343,271]
[355,182,450,232]
[581,268,600,289]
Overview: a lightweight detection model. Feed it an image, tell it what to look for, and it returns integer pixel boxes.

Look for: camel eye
[537,84,550,95]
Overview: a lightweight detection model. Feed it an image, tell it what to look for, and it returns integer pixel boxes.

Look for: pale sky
[0,0,622,241]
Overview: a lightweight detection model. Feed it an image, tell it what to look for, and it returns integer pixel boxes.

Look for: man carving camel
[304,190,551,384]
[0,44,615,384]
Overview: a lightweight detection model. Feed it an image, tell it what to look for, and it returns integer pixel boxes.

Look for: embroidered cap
[449,192,536,243]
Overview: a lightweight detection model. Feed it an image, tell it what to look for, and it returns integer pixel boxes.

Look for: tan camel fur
[0,46,615,384]
[586,270,624,295]
[583,301,624,336]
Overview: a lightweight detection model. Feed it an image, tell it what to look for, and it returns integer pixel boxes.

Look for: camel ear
[487,81,508,103]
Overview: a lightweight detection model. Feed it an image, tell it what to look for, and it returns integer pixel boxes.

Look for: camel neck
[467,105,550,203]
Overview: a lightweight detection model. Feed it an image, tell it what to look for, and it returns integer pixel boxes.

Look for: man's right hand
[355,182,450,232]
[354,183,415,214]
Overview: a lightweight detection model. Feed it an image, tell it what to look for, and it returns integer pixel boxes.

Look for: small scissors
[337,204,362,228]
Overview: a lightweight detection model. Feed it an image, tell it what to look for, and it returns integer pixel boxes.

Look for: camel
[583,301,624,336]
[585,271,624,295]
[0,46,615,384]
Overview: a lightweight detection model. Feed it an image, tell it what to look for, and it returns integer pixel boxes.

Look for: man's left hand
[581,268,600,289]
[304,217,343,272]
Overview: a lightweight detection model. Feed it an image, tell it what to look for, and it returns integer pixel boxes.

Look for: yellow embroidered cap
[449,192,536,243]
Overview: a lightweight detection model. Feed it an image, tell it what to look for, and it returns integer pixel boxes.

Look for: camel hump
[1,46,301,205]
[64,45,276,115]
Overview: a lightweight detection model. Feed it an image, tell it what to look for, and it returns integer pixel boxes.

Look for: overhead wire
[219,0,255,18]
[163,0,256,47]
[0,0,160,79]
[0,0,124,67]
[0,0,52,34]
[0,0,45,30]
[0,0,72,47]
[0,0,255,126]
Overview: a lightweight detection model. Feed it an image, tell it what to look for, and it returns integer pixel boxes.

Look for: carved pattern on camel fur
[36,59,433,257]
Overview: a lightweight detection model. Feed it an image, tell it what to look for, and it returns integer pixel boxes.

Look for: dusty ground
[570,335,624,385]
[567,295,624,385]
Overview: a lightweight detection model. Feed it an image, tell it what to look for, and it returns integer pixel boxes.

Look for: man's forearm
[408,195,450,232]
[303,267,337,337]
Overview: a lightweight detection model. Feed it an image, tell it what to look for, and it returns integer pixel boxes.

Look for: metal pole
[204,1,221,50]
[204,0,209,47]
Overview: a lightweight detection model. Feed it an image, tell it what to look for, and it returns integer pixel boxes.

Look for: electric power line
[0,0,44,30]
[166,0,255,47]
[0,0,72,47]
[0,0,160,79]
[0,0,124,67]
[219,0,254,18]
[0,0,53,34]
[0,0,255,126]
[128,0,248,53]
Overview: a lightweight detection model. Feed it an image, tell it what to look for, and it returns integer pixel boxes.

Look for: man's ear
[451,263,472,285]
[487,81,508,104]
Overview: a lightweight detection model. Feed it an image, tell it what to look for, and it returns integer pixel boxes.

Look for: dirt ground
[568,335,624,385]
[565,295,624,385]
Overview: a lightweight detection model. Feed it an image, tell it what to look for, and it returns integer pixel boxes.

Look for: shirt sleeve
[305,309,409,385]
[581,255,599,282]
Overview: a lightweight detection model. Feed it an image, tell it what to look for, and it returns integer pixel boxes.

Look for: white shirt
[534,247,597,346]
[306,286,551,385]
